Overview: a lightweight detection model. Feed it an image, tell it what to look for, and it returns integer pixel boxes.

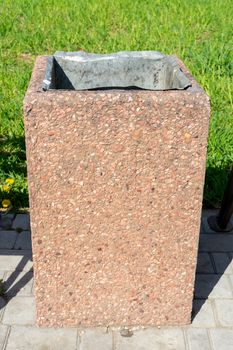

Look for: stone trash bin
[23,51,210,327]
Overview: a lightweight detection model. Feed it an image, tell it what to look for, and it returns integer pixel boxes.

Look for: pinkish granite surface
[24,56,210,327]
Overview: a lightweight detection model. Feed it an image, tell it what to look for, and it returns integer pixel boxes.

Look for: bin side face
[24,57,210,327]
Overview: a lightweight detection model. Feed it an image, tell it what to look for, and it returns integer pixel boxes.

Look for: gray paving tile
[1,213,15,220]
[191,300,216,327]
[201,213,219,234]
[31,280,34,295]
[80,328,112,350]
[0,214,14,230]
[4,270,33,296]
[12,214,30,231]
[214,299,233,326]
[186,328,211,350]
[196,253,214,273]
[6,326,78,350]
[14,231,32,250]
[202,209,219,219]
[201,219,216,234]
[200,210,233,235]
[212,253,233,274]
[209,329,233,350]
[0,231,17,249]
[200,221,205,234]
[199,234,233,252]
[3,296,36,325]
[115,328,186,350]
[0,325,8,349]
[228,253,233,274]
[0,251,32,271]
[228,274,233,288]
[194,274,232,299]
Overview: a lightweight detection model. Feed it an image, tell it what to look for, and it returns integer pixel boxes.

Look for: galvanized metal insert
[43,51,191,91]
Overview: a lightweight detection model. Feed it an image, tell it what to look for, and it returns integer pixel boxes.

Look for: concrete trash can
[24,51,210,327]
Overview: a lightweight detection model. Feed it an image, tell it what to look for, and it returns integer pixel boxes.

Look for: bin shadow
[0,236,33,308]
[192,210,233,322]
[3,256,33,299]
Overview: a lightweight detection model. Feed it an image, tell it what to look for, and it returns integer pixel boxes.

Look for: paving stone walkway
[0,210,233,349]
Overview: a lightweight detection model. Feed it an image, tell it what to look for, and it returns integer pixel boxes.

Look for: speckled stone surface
[24,56,210,327]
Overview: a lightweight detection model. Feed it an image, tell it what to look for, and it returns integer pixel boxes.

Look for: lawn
[0,0,232,209]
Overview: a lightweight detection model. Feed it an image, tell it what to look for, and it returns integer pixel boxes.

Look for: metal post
[208,168,233,232]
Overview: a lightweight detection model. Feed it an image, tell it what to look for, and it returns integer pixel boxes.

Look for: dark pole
[208,168,233,232]
[217,168,233,229]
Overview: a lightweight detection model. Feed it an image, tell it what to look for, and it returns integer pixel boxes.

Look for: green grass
[0,0,232,209]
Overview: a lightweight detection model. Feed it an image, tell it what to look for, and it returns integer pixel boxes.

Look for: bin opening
[42,51,191,91]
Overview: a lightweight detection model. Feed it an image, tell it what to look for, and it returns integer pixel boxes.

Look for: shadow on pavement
[192,210,233,321]
[0,232,33,308]
[3,256,33,300]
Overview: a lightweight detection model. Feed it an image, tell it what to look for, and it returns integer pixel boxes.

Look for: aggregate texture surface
[1,211,233,350]
[23,56,210,327]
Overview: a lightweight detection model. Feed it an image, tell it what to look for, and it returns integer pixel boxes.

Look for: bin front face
[24,56,210,327]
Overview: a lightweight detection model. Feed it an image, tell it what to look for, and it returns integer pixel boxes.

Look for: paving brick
[202,209,219,219]
[14,231,32,250]
[194,274,232,299]
[228,274,233,288]
[4,270,33,296]
[0,214,14,230]
[186,328,211,350]
[228,253,233,273]
[1,213,15,220]
[209,329,233,350]
[115,328,186,350]
[200,210,233,235]
[200,221,205,234]
[79,328,112,350]
[31,280,34,295]
[0,251,32,272]
[201,212,220,234]
[199,234,233,252]
[6,326,78,350]
[0,325,8,349]
[196,253,214,273]
[201,218,217,234]
[191,300,216,327]
[214,299,233,326]
[0,231,17,249]
[12,214,30,231]
[201,210,216,230]
[212,253,233,274]
[3,296,35,325]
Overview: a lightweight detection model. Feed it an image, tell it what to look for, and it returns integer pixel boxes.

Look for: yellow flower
[2,185,11,192]
[5,178,14,185]
[2,199,11,208]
